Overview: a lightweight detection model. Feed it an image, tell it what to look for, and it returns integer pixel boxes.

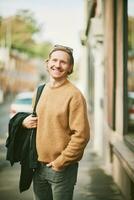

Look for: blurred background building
[0,11,52,97]
[0,0,134,199]
[80,0,134,199]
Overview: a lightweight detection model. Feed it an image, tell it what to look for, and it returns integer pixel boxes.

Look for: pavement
[73,145,125,200]
[0,141,126,200]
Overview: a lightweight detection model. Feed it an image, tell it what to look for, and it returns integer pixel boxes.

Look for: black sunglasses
[54,44,73,53]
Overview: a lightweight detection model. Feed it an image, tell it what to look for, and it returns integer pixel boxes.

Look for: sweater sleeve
[53,92,90,169]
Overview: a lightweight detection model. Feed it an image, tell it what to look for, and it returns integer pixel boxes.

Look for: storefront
[81,0,134,199]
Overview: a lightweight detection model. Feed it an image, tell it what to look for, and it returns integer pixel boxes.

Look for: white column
[93,44,104,156]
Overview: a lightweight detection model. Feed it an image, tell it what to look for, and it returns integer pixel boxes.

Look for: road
[0,95,33,199]
[0,96,13,167]
[0,99,10,139]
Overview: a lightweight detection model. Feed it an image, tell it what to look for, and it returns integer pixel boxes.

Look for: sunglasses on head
[54,44,73,53]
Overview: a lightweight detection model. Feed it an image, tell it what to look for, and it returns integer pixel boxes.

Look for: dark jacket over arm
[6,112,38,192]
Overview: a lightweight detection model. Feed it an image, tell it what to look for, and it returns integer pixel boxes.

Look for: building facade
[81,0,134,199]
[0,48,47,97]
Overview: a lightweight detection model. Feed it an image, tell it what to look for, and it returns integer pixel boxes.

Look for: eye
[52,58,57,62]
[61,60,67,64]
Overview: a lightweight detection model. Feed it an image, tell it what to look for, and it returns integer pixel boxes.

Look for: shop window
[125,0,134,151]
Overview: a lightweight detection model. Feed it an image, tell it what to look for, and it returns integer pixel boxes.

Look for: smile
[51,67,63,72]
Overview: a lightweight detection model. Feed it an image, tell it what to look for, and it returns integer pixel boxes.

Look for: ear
[68,65,73,74]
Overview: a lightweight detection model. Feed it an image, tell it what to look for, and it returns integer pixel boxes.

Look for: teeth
[53,68,61,72]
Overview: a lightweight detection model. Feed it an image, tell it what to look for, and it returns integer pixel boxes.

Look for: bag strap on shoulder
[33,84,45,115]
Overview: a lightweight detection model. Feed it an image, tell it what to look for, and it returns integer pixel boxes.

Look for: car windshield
[15,98,32,105]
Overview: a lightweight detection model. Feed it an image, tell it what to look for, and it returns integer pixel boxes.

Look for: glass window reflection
[128,0,134,133]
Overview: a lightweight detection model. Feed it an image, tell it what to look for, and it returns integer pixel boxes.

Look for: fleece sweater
[36,79,90,169]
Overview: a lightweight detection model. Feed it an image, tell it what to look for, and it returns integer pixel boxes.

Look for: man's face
[47,50,72,80]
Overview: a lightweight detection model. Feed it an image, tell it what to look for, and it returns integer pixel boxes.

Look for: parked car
[128,91,134,126]
[10,92,34,118]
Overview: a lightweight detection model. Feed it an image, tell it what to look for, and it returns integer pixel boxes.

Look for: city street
[0,95,13,167]
[0,96,11,139]
[0,0,134,199]
[0,95,33,199]
[0,97,125,200]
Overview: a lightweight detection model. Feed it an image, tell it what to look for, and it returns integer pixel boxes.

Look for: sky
[128,0,134,16]
[0,0,84,59]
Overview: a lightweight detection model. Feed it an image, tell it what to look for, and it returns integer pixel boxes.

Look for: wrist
[22,120,26,128]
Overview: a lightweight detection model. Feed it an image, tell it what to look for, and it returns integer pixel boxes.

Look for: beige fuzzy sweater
[36,79,90,169]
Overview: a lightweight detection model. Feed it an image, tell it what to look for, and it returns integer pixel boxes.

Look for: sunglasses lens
[54,45,73,53]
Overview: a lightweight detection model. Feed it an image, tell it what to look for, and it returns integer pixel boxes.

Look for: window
[125,0,134,151]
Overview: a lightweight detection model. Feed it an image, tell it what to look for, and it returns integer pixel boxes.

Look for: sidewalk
[74,144,125,200]
[0,143,126,200]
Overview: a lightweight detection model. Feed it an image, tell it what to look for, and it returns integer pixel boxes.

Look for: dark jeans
[33,162,78,200]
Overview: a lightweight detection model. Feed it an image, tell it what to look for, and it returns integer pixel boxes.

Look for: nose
[55,61,61,68]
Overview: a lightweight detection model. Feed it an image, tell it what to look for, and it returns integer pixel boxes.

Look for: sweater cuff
[53,155,67,169]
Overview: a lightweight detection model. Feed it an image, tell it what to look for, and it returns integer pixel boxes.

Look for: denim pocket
[51,167,67,183]
[66,163,78,185]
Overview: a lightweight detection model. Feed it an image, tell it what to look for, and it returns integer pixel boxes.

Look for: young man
[22,45,90,200]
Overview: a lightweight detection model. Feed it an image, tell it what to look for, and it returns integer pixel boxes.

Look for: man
[22,45,90,200]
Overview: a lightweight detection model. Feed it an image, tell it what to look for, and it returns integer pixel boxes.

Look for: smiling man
[22,45,90,200]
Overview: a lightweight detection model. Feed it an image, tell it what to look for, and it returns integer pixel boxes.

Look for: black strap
[29,84,45,169]
[33,84,45,115]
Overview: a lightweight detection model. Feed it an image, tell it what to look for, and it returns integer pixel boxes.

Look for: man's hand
[22,114,38,129]
[46,162,63,172]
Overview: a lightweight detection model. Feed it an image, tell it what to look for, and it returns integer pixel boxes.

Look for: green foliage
[0,9,53,58]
